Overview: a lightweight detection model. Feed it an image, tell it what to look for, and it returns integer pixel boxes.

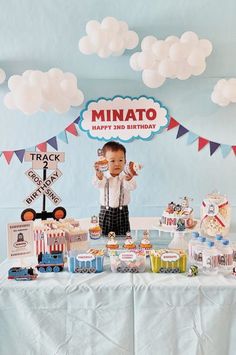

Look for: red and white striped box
[33,226,50,255]
[45,230,66,253]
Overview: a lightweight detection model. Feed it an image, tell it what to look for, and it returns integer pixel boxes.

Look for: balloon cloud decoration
[79,16,139,58]
[211,78,236,106]
[130,31,213,88]
[0,68,6,84]
[4,68,84,115]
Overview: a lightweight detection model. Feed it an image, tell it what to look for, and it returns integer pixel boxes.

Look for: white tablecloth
[1,258,236,355]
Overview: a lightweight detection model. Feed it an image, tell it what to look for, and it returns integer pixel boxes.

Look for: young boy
[93,141,136,236]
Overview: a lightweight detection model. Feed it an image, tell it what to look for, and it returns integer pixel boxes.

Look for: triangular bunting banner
[74,116,80,125]
[221,144,231,158]
[198,137,209,151]
[176,125,189,139]
[209,142,220,156]
[3,151,14,164]
[187,132,198,145]
[58,130,68,144]
[15,149,25,163]
[167,117,179,131]
[37,142,47,152]
[1,114,236,164]
[232,146,236,156]
[66,123,78,136]
[47,136,58,151]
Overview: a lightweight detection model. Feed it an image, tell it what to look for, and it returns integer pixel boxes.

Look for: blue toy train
[36,251,64,272]
[8,267,38,281]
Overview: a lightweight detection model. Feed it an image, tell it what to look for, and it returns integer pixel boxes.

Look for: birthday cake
[160,197,195,231]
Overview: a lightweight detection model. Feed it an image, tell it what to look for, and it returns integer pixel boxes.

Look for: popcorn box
[109,250,146,273]
[150,249,187,273]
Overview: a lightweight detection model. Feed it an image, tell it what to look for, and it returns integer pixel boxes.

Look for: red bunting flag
[198,137,209,151]
[66,123,78,136]
[167,117,179,131]
[3,151,14,164]
[37,142,47,152]
[232,146,236,155]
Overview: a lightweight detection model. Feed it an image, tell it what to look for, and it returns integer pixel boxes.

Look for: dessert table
[1,256,236,355]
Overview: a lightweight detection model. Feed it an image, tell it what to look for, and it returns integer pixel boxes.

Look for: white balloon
[98,47,112,58]
[29,71,45,87]
[181,31,199,44]
[48,68,64,81]
[165,36,179,45]
[86,20,101,35]
[187,49,205,67]
[22,70,33,79]
[63,72,77,84]
[0,68,6,84]
[8,75,22,91]
[198,39,213,57]
[54,98,71,113]
[229,78,236,86]
[112,48,125,56]
[169,42,188,61]
[89,29,108,50]
[215,79,227,91]
[138,51,156,70]
[101,17,119,33]
[223,83,236,100]
[4,93,16,109]
[152,40,169,60]
[60,79,77,97]
[158,59,177,78]
[142,69,166,88]
[109,35,124,52]
[14,85,42,115]
[71,89,84,106]
[191,61,206,75]
[79,36,95,55]
[141,36,157,51]
[125,31,139,49]
[119,20,129,33]
[176,62,192,80]
[129,52,142,71]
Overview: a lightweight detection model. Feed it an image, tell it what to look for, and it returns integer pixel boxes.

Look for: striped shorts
[99,205,130,237]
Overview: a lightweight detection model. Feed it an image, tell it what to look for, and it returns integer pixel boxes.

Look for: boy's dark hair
[102,141,126,156]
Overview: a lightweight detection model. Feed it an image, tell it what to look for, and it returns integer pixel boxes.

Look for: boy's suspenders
[104,178,124,210]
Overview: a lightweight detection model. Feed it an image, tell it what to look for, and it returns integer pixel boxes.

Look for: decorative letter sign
[79,95,169,142]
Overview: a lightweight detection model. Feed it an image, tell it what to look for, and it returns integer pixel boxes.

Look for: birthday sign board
[79,95,169,142]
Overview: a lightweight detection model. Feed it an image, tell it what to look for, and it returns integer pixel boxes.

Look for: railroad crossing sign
[21,152,67,221]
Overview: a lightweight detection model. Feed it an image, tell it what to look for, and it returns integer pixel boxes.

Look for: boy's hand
[124,173,133,181]
[94,162,104,180]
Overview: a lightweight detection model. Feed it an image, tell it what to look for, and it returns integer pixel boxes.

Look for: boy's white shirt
[93,171,137,208]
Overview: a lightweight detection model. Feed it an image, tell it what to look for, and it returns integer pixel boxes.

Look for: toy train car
[36,251,64,272]
[68,252,104,273]
[150,249,187,273]
[8,267,38,281]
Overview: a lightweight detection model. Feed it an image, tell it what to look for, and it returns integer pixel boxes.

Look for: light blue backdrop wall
[0,0,236,261]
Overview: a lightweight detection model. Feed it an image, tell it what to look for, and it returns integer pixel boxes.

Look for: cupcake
[106,232,119,250]
[97,149,108,172]
[89,216,102,240]
[123,235,136,250]
[124,161,142,177]
[140,231,152,250]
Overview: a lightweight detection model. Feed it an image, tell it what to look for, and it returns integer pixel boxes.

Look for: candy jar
[200,192,231,238]
[124,161,143,177]
[89,215,102,240]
